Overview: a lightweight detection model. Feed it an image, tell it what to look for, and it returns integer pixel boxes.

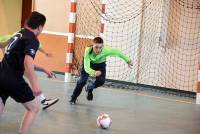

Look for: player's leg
[70,67,89,104]
[0,97,5,115]
[20,98,39,134]
[24,68,59,110]
[86,66,106,101]
[8,77,38,134]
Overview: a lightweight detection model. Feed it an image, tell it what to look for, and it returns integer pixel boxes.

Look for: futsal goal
[65,0,200,99]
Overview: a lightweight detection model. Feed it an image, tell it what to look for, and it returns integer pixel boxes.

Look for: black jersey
[0,28,39,76]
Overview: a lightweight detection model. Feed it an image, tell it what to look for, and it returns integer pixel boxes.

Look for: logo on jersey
[30,49,36,56]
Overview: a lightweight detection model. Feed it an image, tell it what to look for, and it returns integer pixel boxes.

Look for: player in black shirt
[0,33,59,110]
[0,11,48,134]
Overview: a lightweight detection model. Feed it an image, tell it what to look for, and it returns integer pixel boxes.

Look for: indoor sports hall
[0,0,200,134]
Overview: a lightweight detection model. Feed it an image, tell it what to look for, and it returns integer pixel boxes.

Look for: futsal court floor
[0,72,200,134]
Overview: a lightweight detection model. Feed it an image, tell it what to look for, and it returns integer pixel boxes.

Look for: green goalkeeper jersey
[84,45,131,77]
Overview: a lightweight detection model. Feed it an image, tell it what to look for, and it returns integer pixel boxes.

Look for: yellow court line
[134,92,195,104]
[38,77,196,105]
[105,86,195,104]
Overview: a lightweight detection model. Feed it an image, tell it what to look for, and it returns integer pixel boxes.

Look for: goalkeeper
[70,36,133,104]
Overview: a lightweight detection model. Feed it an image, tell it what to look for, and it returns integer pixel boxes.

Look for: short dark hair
[93,37,103,44]
[26,11,46,29]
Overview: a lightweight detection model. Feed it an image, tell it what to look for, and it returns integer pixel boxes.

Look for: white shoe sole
[42,99,59,110]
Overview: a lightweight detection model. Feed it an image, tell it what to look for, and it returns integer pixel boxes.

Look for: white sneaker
[41,98,59,110]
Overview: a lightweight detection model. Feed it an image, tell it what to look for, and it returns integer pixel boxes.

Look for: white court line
[38,77,195,105]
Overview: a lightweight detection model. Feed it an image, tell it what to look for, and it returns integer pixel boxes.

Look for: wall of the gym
[34,0,70,33]
[35,33,66,72]
[0,0,22,35]
[0,0,22,60]
[33,0,70,72]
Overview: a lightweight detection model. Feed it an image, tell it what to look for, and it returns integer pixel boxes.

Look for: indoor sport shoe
[41,98,59,110]
[69,97,78,105]
[87,91,93,101]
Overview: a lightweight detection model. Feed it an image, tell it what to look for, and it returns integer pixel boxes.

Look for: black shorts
[0,70,35,105]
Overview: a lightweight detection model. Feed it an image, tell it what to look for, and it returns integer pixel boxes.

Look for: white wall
[34,0,70,33]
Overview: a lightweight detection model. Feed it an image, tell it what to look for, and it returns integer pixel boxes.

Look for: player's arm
[106,46,133,67]
[0,42,6,55]
[24,55,42,96]
[0,48,5,55]
[106,47,130,62]
[34,64,55,78]
[0,37,10,48]
[84,47,97,77]
[0,40,11,55]
[0,35,13,55]
[0,35,13,48]
[38,43,52,57]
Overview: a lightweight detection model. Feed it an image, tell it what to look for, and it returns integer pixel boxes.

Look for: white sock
[38,94,46,103]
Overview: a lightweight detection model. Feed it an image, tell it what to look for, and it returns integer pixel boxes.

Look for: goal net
[72,0,200,92]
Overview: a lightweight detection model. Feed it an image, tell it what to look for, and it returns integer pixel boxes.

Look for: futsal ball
[97,114,112,129]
